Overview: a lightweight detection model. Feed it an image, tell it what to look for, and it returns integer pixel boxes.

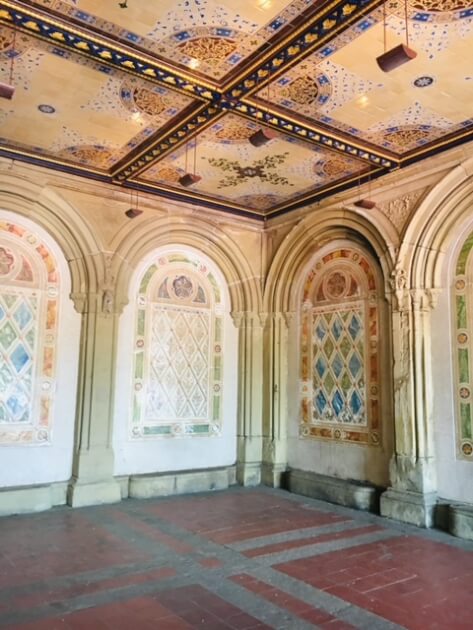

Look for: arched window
[299,247,381,447]
[452,230,473,460]
[130,252,225,440]
[0,220,59,445]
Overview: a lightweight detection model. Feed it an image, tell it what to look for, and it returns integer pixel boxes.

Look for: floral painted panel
[0,222,59,445]
[453,231,473,460]
[300,248,380,446]
[131,253,224,439]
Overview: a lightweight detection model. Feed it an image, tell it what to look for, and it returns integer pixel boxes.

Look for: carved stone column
[380,265,439,527]
[261,312,293,487]
[232,311,264,486]
[67,284,124,507]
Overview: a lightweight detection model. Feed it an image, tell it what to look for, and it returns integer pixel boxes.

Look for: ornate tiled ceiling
[0,0,472,218]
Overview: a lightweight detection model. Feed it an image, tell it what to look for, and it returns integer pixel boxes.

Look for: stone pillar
[380,266,439,527]
[67,286,122,507]
[261,312,292,487]
[232,312,264,486]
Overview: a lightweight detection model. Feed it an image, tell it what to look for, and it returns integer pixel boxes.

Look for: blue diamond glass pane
[315,356,327,378]
[315,390,327,414]
[348,314,361,340]
[315,320,327,341]
[13,302,32,329]
[10,344,30,373]
[332,353,343,378]
[6,387,28,419]
[350,390,362,415]
[348,353,362,378]
[331,316,343,341]
[0,305,4,320]
[332,390,344,416]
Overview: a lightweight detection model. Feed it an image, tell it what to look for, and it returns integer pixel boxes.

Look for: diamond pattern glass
[312,306,366,425]
[0,291,37,425]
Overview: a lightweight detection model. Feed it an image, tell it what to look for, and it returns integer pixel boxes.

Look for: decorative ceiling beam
[0,0,221,101]
[223,0,385,98]
[112,105,223,182]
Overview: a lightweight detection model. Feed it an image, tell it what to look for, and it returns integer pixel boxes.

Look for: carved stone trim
[378,190,424,234]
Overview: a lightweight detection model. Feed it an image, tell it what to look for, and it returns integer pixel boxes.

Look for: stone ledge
[0,481,68,517]
[449,504,473,541]
[284,469,382,513]
[128,466,236,499]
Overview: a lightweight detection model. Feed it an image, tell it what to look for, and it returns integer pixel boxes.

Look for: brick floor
[0,487,472,629]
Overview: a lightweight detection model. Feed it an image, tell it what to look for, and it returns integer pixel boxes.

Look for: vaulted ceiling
[0,0,472,219]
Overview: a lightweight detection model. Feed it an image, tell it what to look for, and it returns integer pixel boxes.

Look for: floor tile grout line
[248,566,407,630]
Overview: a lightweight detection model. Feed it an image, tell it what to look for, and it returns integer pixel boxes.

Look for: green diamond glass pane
[324,337,334,359]
[323,371,335,395]
[25,329,35,349]
[340,337,351,358]
[3,295,17,309]
[0,322,17,350]
[341,371,351,392]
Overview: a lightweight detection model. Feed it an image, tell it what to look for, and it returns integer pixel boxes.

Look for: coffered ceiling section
[0,0,472,218]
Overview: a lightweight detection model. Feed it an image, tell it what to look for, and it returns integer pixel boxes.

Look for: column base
[67,479,121,508]
[236,462,261,487]
[380,488,437,528]
[261,462,287,488]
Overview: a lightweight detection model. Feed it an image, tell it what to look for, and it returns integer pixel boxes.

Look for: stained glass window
[0,222,59,445]
[131,253,224,439]
[300,248,380,446]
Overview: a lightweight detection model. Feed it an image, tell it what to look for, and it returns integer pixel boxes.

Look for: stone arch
[111,218,258,479]
[401,157,473,505]
[400,156,473,291]
[260,209,394,489]
[264,208,394,315]
[111,215,262,316]
[0,172,105,298]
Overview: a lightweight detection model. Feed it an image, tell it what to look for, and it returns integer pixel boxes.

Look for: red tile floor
[0,487,472,629]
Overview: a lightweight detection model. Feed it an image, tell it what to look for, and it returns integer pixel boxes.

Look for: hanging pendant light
[249,128,278,147]
[376,1,417,72]
[125,189,143,218]
[0,27,16,100]
[179,138,202,187]
[354,170,376,209]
